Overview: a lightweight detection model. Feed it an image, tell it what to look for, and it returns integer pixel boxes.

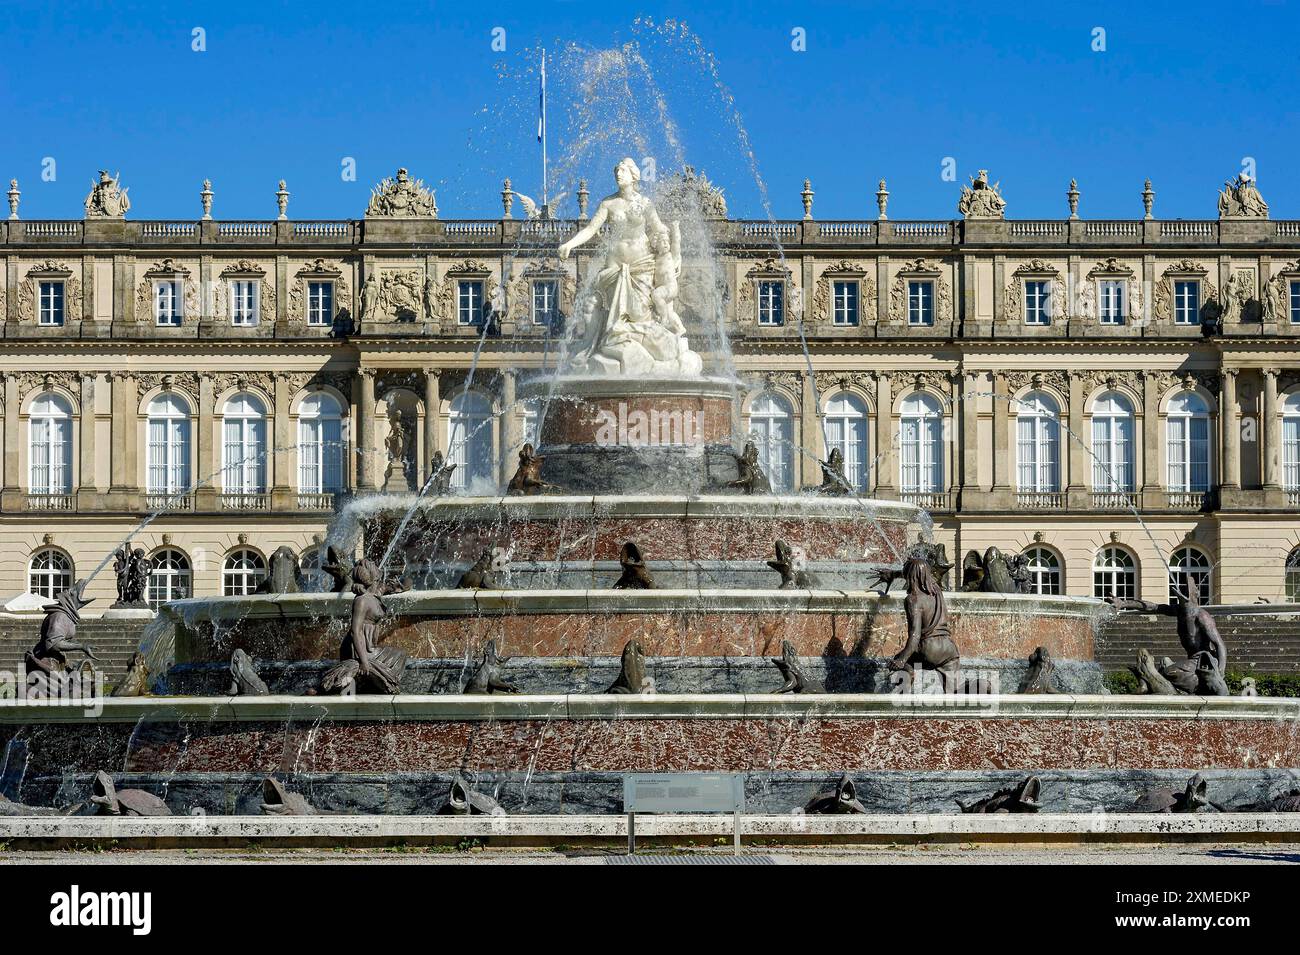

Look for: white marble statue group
[558,158,704,378]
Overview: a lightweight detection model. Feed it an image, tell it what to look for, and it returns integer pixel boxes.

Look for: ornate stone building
[2,168,1299,609]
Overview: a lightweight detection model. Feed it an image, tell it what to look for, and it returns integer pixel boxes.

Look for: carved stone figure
[439,774,505,815]
[317,559,407,696]
[817,448,850,495]
[258,545,301,594]
[227,648,270,696]
[1239,677,1259,698]
[804,775,867,815]
[366,167,438,218]
[1110,592,1229,696]
[772,640,808,693]
[888,557,960,692]
[26,582,98,679]
[111,546,152,608]
[957,169,1006,219]
[1218,173,1268,218]
[1019,646,1060,694]
[429,450,456,496]
[457,548,509,589]
[91,771,170,816]
[613,541,655,589]
[422,275,438,319]
[360,274,380,321]
[507,443,555,495]
[606,639,650,694]
[726,441,771,495]
[768,539,812,590]
[261,776,317,815]
[556,157,704,378]
[383,411,415,490]
[464,640,518,694]
[1133,773,1219,813]
[958,776,1042,813]
[321,545,353,593]
[84,170,130,218]
[110,652,150,698]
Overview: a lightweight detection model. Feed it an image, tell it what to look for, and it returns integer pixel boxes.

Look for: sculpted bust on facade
[84,170,130,218]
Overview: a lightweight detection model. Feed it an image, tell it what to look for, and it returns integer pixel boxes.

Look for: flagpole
[540,48,549,209]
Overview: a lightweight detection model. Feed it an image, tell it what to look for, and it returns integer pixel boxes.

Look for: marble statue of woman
[557,158,703,378]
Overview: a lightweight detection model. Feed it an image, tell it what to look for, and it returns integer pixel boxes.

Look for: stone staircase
[0,619,147,690]
[1097,605,1300,674]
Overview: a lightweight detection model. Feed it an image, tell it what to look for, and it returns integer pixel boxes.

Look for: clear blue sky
[2,0,1298,221]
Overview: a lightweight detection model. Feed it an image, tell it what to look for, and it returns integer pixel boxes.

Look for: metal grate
[607,854,776,865]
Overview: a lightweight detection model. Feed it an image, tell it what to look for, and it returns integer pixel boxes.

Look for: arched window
[747,392,794,492]
[1166,391,1210,493]
[29,548,73,599]
[147,548,191,609]
[1016,391,1060,493]
[447,390,494,491]
[146,394,192,496]
[1023,545,1062,596]
[1090,391,1134,493]
[1169,545,1212,603]
[1093,545,1137,600]
[222,548,266,596]
[822,391,869,493]
[1286,547,1300,602]
[29,393,72,495]
[222,393,267,496]
[298,393,345,494]
[1282,392,1300,493]
[899,392,943,494]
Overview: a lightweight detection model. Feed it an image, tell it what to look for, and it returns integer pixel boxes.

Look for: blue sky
[2,0,1298,221]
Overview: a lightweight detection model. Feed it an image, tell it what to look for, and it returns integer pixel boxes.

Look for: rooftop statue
[606,639,650,694]
[888,557,961,692]
[957,169,1006,220]
[1218,173,1268,218]
[317,558,407,696]
[1109,590,1229,696]
[111,546,152,608]
[557,158,704,378]
[365,167,438,218]
[84,170,130,218]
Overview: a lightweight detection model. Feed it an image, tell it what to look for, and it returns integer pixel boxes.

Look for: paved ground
[2,843,1299,864]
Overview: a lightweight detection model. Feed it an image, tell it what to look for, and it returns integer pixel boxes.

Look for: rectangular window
[899,418,942,493]
[832,280,858,326]
[155,281,182,326]
[1174,280,1200,325]
[1285,416,1300,490]
[38,281,65,326]
[1091,417,1134,492]
[457,280,485,326]
[531,279,558,326]
[758,280,785,326]
[1099,280,1125,325]
[229,280,258,326]
[1289,280,1300,325]
[1024,280,1051,326]
[307,281,334,326]
[907,280,934,327]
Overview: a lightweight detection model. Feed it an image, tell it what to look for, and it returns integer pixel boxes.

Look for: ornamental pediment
[142,258,192,278]
[218,259,267,278]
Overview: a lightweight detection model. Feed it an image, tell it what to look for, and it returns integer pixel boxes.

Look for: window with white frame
[155,280,182,326]
[1090,391,1135,492]
[1016,391,1061,493]
[229,280,259,326]
[1174,280,1200,325]
[822,391,869,492]
[457,280,485,326]
[1099,280,1126,325]
[832,280,858,326]
[38,281,65,326]
[29,548,73,600]
[1024,280,1051,326]
[297,393,345,494]
[29,392,72,495]
[907,280,934,327]
[531,279,559,326]
[146,394,192,496]
[758,280,785,326]
[1093,546,1137,600]
[307,281,334,326]
[1168,545,1212,603]
[1023,546,1062,595]
[221,393,267,495]
[1166,391,1210,493]
[148,548,191,609]
[747,392,794,492]
[1286,548,1300,602]
[447,390,493,491]
[899,392,943,494]
[1283,392,1300,492]
[1289,280,1300,325]
[222,549,266,596]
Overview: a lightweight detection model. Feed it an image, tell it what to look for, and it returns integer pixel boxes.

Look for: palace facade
[3,167,1300,611]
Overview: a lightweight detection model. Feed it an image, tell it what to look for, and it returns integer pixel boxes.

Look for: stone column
[271,372,292,507]
[357,369,376,490]
[1067,371,1087,506]
[991,372,1010,495]
[109,372,134,493]
[960,370,980,502]
[1140,371,1160,506]
[499,370,517,485]
[1,374,17,505]
[874,372,893,494]
[195,373,216,507]
[77,373,97,503]
[423,367,441,482]
[1263,368,1280,491]
[800,372,820,490]
[1220,369,1240,492]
